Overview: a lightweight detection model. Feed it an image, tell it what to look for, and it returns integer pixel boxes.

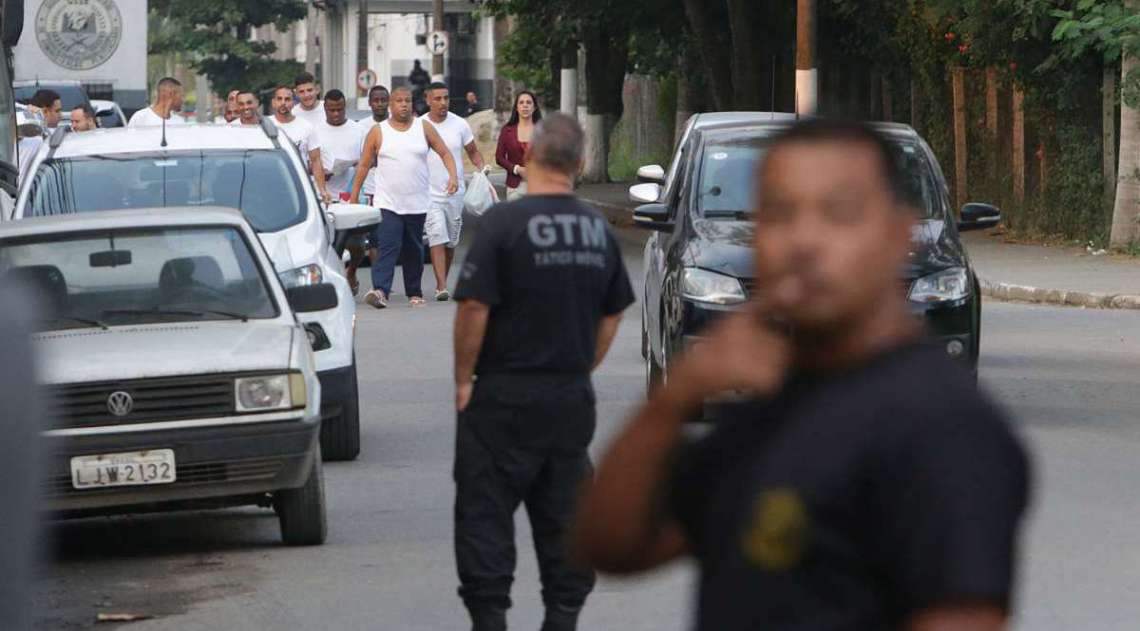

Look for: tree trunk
[869,69,881,120]
[985,67,999,193]
[560,42,579,119]
[582,19,629,183]
[952,66,968,214]
[727,0,762,109]
[1012,85,1026,207]
[675,55,696,145]
[910,76,919,130]
[682,0,733,111]
[881,76,893,122]
[1111,44,1140,246]
[1104,64,1118,210]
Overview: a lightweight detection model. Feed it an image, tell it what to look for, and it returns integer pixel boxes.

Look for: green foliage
[149,0,308,98]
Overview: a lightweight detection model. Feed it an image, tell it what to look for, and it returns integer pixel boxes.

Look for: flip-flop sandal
[435,289,451,301]
[409,297,426,307]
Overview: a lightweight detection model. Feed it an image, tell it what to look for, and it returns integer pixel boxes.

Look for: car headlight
[278,264,323,288]
[908,267,969,303]
[681,268,747,305]
[235,374,307,412]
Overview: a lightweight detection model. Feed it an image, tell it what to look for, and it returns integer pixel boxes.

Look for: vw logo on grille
[106,391,134,417]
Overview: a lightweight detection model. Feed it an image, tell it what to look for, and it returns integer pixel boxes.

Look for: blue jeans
[371,209,426,298]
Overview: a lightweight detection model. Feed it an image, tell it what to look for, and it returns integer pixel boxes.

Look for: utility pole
[357,0,368,98]
[795,0,817,117]
[432,0,445,81]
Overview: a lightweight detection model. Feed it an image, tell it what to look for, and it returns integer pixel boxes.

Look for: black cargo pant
[454,373,597,617]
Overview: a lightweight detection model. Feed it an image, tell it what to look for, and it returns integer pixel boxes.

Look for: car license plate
[70,449,176,490]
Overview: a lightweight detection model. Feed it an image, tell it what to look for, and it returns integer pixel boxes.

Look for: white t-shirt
[292,101,324,129]
[421,112,474,201]
[317,119,368,197]
[128,107,186,128]
[271,115,321,158]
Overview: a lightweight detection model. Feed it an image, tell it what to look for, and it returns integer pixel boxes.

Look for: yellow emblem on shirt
[740,487,810,571]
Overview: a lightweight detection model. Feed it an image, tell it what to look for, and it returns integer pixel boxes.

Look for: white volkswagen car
[11,121,380,461]
[0,208,330,544]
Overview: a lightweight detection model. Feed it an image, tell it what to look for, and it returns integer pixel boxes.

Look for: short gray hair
[530,113,584,176]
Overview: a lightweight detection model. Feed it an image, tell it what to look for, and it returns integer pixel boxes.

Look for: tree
[149,0,308,99]
[1052,0,1140,245]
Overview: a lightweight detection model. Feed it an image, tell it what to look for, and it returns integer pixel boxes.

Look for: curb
[585,197,636,229]
[980,279,1140,310]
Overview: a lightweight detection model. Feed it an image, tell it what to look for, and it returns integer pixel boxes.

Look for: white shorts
[425,196,465,248]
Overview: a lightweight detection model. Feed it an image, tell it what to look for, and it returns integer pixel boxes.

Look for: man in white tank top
[349,86,459,308]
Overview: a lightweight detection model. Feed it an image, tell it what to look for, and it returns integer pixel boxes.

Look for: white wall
[14,0,149,109]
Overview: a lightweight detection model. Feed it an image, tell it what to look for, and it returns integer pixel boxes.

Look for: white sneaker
[435,288,450,302]
[364,289,388,309]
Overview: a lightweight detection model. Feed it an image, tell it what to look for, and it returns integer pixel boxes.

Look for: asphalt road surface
[32,225,1140,630]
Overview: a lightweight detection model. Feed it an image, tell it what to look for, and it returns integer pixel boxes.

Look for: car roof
[14,79,84,87]
[0,207,252,240]
[696,118,922,143]
[49,125,277,158]
[691,111,798,130]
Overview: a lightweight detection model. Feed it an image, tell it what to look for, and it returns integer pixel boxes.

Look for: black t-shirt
[670,343,1030,631]
[455,194,635,375]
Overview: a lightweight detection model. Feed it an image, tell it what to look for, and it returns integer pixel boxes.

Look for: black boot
[539,604,580,631]
[470,608,507,631]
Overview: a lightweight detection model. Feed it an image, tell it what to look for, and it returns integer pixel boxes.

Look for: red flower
[1009,61,1018,72]
[945,32,956,42]
[958,44,970,54]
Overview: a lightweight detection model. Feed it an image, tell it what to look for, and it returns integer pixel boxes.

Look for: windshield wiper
[43,315,110,330]
[102,308,250,322]
[703,210,753,219]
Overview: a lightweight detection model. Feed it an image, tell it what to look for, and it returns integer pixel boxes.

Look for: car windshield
[24,151,307,232]
[697,134,942,220]
[15,84,89,110]
[0,226,278,331]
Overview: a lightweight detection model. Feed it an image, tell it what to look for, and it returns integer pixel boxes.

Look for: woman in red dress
[496,90,543,201]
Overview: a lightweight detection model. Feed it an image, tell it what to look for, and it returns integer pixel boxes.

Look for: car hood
[687,218,967,279]
[256,219,324,272]
[32,322,295,385]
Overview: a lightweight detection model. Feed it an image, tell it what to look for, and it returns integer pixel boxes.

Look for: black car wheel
[274,450,328,546]
[320,358,361,462]
[640,308,649,359]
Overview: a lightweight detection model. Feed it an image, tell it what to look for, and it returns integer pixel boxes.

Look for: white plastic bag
[464,168,499,217]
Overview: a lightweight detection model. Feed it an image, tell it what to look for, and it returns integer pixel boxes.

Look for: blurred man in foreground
[573,120,1030,631]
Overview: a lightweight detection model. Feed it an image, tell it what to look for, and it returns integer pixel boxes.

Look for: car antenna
[161,114,168,148]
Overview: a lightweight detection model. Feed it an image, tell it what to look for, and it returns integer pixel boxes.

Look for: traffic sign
[428,31,450,55]
[356,69,377,92]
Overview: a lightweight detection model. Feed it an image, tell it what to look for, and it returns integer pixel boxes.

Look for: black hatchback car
[633,114,999,391]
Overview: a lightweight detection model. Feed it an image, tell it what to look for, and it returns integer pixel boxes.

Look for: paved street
[32,225,1140,630]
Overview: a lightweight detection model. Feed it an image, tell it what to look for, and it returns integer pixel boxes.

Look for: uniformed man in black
[573,120,1031,631]
[452,112,634,631]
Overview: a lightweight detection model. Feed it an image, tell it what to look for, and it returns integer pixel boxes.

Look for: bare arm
[464,140,486,172]
[592,314,622,371]
[454,299,491,411]
[424,123,459,195]
[908,606,1006,631]
[309,147,330,202]
[350,127,380,203]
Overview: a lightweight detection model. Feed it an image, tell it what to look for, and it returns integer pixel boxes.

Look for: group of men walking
[127,73,485,303]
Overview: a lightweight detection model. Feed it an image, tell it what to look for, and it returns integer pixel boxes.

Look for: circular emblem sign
[36,0,123,71]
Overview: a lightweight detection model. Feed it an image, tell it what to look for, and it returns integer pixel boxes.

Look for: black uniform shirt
[670,343,1030,631]
[455,195,635,376]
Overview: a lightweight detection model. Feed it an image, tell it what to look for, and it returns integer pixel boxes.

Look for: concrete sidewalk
[576,182,1140,310]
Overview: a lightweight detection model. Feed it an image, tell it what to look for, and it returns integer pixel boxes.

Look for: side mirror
[632,203,673,233]
[629,182,661,204]
[286,283,339,313]
[958,203,1001,232]
[636,164,665,184]
[327,203,382,255]
[95,108,115,118]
